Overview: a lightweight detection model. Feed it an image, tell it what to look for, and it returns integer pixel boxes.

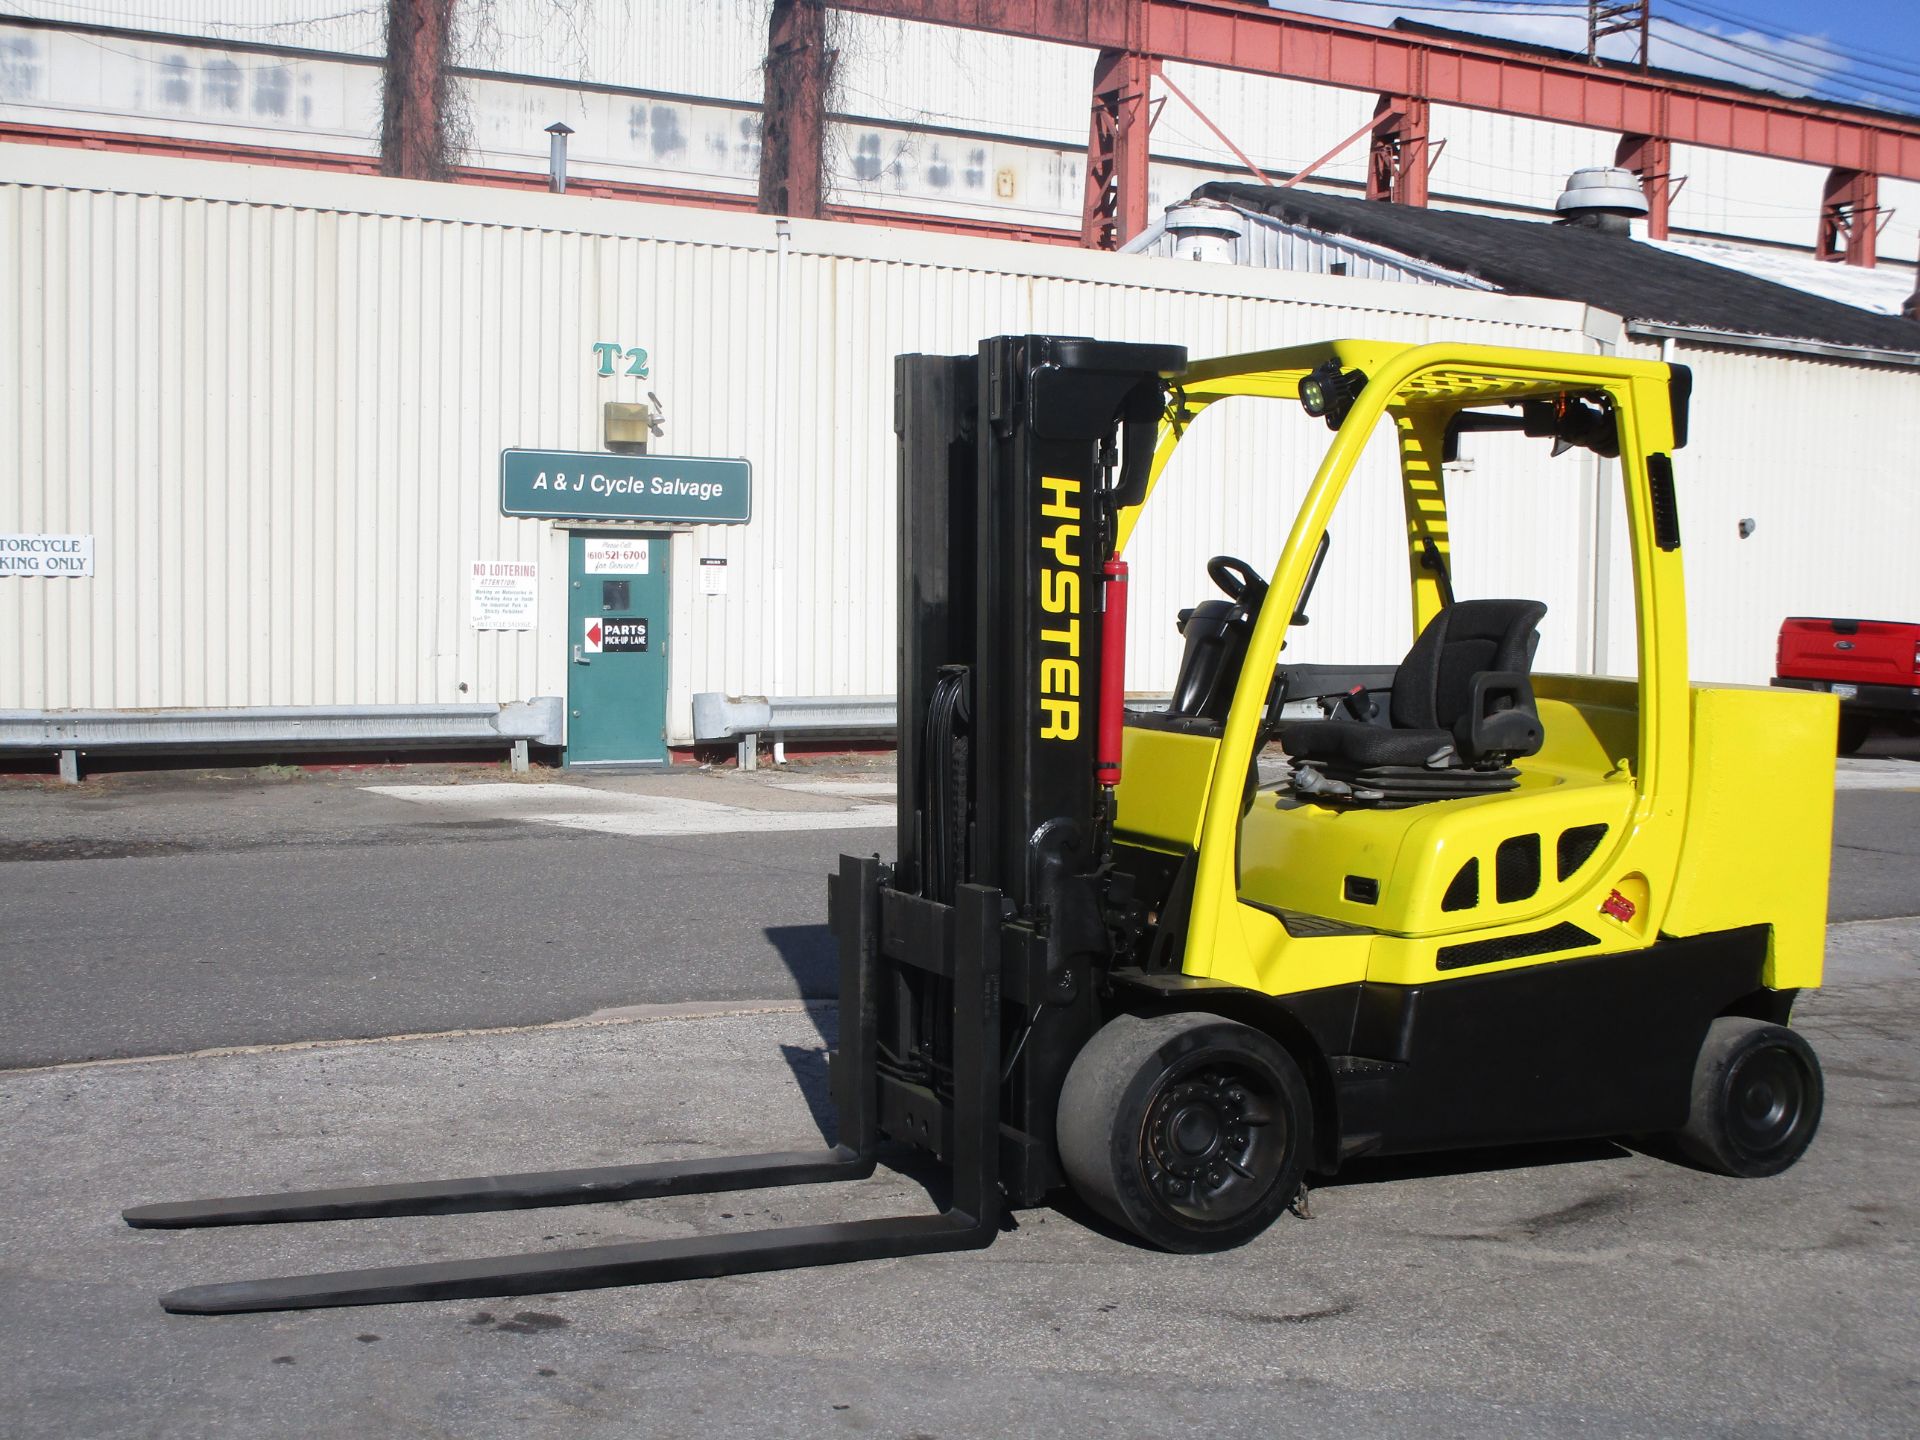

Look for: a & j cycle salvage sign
[500,450,752,524]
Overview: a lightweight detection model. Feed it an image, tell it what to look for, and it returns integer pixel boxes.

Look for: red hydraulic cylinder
[1097,558,1129,788]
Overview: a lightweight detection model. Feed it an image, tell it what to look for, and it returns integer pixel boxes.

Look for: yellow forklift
[131,336,1836,1310]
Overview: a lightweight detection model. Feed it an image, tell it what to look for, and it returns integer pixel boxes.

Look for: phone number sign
[501,450,752,524]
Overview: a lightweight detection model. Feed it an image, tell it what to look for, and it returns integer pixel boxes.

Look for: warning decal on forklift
[600,617,650,652]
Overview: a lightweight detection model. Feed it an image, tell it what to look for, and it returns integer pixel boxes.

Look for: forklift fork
[124,857,1004,1314]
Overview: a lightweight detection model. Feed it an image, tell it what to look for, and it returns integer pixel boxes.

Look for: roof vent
[1165,200,1241,263]
[1554,166,1649,237]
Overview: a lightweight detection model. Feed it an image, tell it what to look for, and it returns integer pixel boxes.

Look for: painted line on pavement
[1834,762,1920,792]
[769,779,898,798]
[366,781,894,834]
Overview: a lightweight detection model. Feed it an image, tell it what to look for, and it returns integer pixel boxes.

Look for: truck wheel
[1057,1012,1311,1253]
[1673,1017,1823,1178]
[1837,714,1873,755]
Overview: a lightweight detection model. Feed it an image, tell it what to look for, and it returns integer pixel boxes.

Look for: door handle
[573,644,592,665]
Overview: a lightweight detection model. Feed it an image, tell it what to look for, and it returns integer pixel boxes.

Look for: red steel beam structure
[1083,48,1155,248]
[832,0,1920,259]
[1368,95,1431,207]
[1614,132,1673,239]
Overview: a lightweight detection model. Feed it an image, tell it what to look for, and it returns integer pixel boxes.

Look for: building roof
[1648,237,1917,318]
[1197,181,1920,357]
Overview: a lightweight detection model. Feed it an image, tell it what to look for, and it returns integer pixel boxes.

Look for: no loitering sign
[1,534,94,577]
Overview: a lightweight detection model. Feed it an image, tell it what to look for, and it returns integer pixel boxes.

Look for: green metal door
[566,533,669,766]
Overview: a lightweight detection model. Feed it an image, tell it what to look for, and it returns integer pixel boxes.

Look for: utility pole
[759,0,833,218]
[1588,0,1651,71]
[381,0,456,179]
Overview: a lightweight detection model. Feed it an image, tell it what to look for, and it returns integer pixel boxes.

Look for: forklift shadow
[765,923,839,1145]
[1314,1136,1634,1189]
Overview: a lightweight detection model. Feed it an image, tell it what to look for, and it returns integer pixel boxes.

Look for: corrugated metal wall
[1621,338,1920,685]
[4,144,1638,743]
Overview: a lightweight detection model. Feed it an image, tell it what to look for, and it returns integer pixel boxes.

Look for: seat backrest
[1390,599,1548,731]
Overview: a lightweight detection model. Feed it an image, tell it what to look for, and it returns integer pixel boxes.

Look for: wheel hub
[1728,1047,1806,1154]
[1142,1065,1276,1223]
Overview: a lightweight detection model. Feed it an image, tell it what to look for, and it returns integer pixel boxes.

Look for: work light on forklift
[1298,360,1368,429]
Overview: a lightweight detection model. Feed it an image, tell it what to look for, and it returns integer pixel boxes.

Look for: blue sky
[1283,1,1920,114]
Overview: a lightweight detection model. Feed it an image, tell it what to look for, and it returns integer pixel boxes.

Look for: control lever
[1325,684,1377,722]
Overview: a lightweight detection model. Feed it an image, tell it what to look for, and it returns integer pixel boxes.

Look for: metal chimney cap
[1165,199,1243,238]
[546,121,575,136]
[1555,166,1649,215]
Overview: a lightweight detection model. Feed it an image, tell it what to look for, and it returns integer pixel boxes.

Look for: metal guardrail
[690,693,1197,770]
[0,699,565,783]
[692,693,895,770]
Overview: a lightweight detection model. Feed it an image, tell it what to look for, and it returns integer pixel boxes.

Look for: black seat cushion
[1275,719,1456,769]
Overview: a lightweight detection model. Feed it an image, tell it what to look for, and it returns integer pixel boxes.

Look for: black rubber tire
[1673,1017,1823,1178]
[1836,714,1873,755]
[1056,1012,1312,1253]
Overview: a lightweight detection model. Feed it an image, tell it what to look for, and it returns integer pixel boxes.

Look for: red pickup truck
[1773,616,1920,753]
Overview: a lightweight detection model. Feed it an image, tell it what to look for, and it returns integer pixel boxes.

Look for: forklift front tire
[1673,1017,1823,1178]
[1057,1012,1312,1253]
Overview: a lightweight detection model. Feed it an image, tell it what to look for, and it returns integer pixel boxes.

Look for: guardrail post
[58,749,79,785]
[739,733,759,771]
[510,740,529,774]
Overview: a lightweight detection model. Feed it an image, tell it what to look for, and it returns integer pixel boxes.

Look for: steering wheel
[1206,555,1270,613]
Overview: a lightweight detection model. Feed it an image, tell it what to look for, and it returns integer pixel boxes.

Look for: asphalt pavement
[1,751,1915,1068]
[1,748,1917,1438]
[2,917,1915,1439]
[0,765,897,1069]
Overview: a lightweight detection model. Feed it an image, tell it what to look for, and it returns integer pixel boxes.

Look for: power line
[1285,1,1593,21]
[1659,0,1920,86]
[1661,18,1920,102]
[1656,24,1920,109]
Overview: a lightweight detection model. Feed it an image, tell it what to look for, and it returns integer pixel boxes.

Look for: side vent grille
[1495,834,1541,904]
[1557,823,1609,880]
[1442,858,1479,912]
[1436,922,1599,971]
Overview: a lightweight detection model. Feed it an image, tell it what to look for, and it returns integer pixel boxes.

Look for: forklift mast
[886,337,1184,1202]
[895,336,1183,911]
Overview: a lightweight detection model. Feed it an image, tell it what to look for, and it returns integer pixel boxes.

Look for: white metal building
[4,142,1918,765]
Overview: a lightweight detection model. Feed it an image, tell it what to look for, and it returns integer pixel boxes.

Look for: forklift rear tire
[1057,1012,1312,1253]
[1673,1017,1823,1178]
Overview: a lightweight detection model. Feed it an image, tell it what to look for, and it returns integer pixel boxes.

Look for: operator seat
[1278,598,1547,807]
